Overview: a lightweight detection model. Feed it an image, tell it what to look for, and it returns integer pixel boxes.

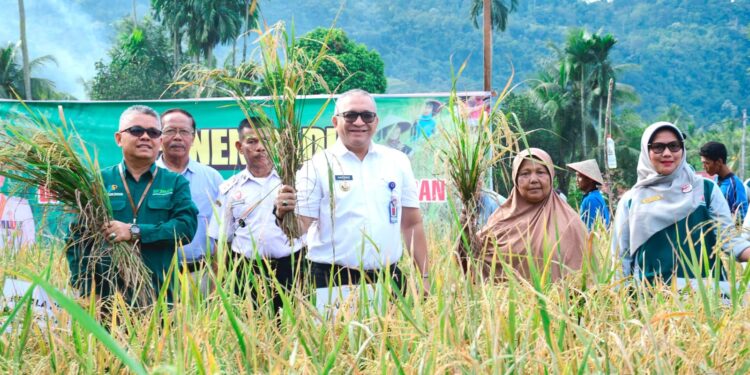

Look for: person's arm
[708,183,750,261]
[611,195,632,276]
[139,176,198,245]
[401,207,428,277]
[735,176,748,222]
[580,195,594,229]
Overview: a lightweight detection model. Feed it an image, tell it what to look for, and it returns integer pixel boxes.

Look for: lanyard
[118,163,158,224]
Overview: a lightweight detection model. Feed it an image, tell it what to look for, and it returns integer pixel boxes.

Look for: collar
[241,167,278,184]
[120,160,157,179]
[717,172,735,182]
[157,155,195,175]
[330,139,377,158]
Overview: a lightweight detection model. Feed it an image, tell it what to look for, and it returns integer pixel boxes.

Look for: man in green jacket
[66,105,198,304]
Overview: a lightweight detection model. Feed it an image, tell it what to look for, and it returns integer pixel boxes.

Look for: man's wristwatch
[129,224,141,240]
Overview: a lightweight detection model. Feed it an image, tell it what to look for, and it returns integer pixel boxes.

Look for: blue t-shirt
[715,173,747,223]
[580,188,610,230]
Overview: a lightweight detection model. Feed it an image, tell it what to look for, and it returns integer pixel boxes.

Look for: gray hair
[334,89,377,114]
[119,105,161,129]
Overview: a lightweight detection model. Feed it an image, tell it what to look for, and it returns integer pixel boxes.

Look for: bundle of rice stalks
[0,106,154,305]
[174,22,340,240]
[436,61,519,278]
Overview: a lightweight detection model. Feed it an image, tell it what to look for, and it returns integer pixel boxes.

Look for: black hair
[160,108,196,130]
[238,116,269,133]
[699,141,728,164]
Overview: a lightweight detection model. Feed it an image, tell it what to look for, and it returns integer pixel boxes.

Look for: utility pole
[483,0,491,92]
[18,0,31,100]
[742,108,747,181]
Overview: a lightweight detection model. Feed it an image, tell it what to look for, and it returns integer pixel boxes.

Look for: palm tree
[151,0,191,72]
[529,66,580,193]
[563,28,597,154]
[185,0,244,66]
[469,0,518,91]
[0,42,62,99]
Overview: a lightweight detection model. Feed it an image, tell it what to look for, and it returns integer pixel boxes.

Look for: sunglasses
[336,111,377,124]
[648,141,682,154]
[120,126,163,139]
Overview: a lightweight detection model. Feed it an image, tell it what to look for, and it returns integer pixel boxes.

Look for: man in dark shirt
[66,105,198,304]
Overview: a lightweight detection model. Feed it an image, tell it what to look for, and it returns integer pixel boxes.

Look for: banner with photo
[0,92,491,243]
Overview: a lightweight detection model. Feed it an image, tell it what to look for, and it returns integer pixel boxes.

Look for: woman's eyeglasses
[120,126,163,139]
[648,141,682,154]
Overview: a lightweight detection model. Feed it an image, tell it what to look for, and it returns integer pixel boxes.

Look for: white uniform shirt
[0,194,35,250]
[208,169,302,259]
[296,140,419,270]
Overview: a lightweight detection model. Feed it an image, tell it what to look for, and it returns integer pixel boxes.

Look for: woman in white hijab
[612,122,750,284]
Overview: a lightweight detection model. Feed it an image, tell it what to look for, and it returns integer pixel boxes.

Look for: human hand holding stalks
[274,185,297,219]
[102,221,133,243]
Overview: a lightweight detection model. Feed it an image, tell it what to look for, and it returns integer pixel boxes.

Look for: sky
[1,0,151,99]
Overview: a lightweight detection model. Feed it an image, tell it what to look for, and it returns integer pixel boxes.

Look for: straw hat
[567,159,604,185]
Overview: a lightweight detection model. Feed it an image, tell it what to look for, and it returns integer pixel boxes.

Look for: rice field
[2,217,750,374]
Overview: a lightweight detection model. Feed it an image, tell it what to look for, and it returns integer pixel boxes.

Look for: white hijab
[627,121,704,254]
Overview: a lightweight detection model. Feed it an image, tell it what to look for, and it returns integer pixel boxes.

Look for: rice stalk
[0,105,154,306]
[436,59,518,278]
[171,21,341,241]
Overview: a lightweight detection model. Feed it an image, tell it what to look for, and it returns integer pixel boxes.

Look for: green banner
[0,93,490,243]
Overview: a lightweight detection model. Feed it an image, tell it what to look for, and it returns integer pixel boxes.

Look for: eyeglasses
[120,126,162,139]
[163,128,195,138]
[336,111,377,124]
[648,141,682,154]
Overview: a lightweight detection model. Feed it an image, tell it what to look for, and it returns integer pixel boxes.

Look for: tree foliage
[88,17,181,100]
[0,41,70,100]
[297,27,387,94]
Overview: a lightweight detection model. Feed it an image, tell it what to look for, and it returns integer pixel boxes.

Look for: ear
[332,115,341,129]
[115,131,122,147]
[235,140,242,152]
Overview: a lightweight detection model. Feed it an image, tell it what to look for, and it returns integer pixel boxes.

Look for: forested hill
[19,0,750,125]
[258,0,749,125]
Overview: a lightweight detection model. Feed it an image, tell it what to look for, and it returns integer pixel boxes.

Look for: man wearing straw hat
[274,89,429,298]
[567,159,610,230]
[67,105,198,304]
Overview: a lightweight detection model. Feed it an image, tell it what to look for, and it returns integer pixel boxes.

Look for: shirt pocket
[146,196,173,223]
[110,198,128,216]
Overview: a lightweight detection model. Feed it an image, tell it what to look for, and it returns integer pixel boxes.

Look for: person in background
[567,159,610,230]
[700,141,748,224]
[208,117,304,312]
[612,122,750,285]
[473,148,586,282]
[156,108,223,295]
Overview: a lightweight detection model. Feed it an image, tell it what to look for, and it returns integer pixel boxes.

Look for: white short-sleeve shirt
[208,169,302,259]
[296,140,419,270]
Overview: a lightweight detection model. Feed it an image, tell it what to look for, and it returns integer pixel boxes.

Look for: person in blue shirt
[567,159,610,230]
[700,141,748,225]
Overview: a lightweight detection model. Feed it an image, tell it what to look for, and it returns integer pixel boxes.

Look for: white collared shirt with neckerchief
[208,169,303,259]
[296,140,420,270]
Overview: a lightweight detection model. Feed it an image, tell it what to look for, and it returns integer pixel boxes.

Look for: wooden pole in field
[603,79,616,215]
[483,0,492,92]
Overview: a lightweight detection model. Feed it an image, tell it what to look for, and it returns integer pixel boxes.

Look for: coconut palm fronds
[0,106,154,305]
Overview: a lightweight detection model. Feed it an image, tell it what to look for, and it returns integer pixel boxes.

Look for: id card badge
[388,181,398,224]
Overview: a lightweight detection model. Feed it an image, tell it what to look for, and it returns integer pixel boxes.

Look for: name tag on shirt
[641,195,663,204]
[335,175,353,181]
